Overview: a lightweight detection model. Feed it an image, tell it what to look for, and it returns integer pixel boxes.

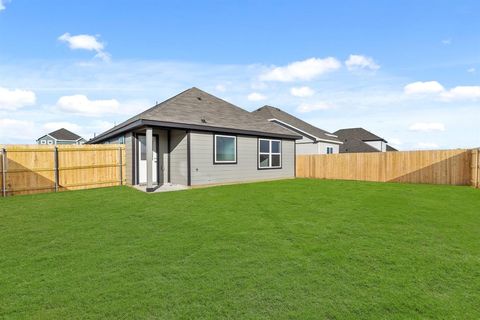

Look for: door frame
[135,133,160,185]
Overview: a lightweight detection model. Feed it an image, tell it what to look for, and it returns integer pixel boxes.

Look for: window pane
[216,136,236,161]
[271,154,281,167]
[139,136,146,161]
[259,154,269,167]
[259,140,270,153]
[271,141,280,153]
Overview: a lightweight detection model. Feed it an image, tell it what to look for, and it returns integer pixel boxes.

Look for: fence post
[54,146,59,192]
[1,148,6,197]
[119,146,123,186]
[476,149,480,188]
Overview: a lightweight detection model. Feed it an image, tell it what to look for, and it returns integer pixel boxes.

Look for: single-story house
[89,87,301,191]
[333,127,397,153]
[252,106,342,154]
[37,128,86,145]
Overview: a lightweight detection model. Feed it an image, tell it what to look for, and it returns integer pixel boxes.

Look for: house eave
[268,118,343,145]
[88,119,301,144]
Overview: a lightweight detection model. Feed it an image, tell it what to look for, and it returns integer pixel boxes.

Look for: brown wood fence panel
[0,144,126,196]
[472,149,480,188]
[296,149,474,186]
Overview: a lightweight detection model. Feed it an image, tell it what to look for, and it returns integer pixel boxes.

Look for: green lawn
[1,179,479,319]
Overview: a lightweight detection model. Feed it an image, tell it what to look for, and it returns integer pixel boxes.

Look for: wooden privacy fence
[297,149,478,187]
[0,144,126,196]
[473,149,480,188]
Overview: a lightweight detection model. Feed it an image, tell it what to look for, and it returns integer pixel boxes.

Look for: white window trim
[258,138,282,169]
[214,134,237,164]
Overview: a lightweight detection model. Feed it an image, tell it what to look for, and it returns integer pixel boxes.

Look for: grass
[1,179,479,319]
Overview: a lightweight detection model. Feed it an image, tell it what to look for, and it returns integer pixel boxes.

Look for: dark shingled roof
[252,105,341,143]
[334,128,387,142]
[48,128,82,141]
[386,145,398,151]
[334,128,388,153]
[90,88,300,143]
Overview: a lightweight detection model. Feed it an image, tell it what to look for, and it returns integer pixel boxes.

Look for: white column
[146,127,153,191]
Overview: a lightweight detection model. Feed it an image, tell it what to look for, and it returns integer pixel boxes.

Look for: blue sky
[0,0,479,149]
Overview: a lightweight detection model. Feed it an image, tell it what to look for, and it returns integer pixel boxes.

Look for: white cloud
[467,68,476,74]
[345,54,380,71]
[387,138,402,148]
[409,122,445,132]
[442,39,452,45]
[290,86,315,97]
[404,81,445,95]
[0,0,10,11]
[0,118,36,141]
[43,121,82,133]
[58,33,110,61]
[215,84,226,92]
[441,86,480,101]
[56,94,119,116]
[259,57,341,82]
[247,92,267,101]
[416,142,439,149]
[0,87,36,110]
[297,102,333,113]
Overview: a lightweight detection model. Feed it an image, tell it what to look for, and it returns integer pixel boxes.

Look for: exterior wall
[190,131,295,186]
[38,136,85,145]
[317,142,340,154]
[37,136,56,145]
[296,141,340,155]
[365,140,386,152]
[296,142,319,155]
[169,129,188,185]
[125,132,134,185]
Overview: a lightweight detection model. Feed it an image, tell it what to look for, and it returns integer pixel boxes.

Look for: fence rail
[0,144,126,197]
[297,149,477,187]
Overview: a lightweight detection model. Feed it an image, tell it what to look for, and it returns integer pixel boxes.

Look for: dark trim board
[167,130,171,183]
[187,130,191,186]
[88,119,301,144]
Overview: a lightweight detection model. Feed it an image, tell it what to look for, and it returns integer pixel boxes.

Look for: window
[47,140,53,145]
[214,135,236,163]
[40,140,46,145]
[258,139,281,169]
[326,147,334,154]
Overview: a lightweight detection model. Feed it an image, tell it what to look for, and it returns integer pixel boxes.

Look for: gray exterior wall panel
[190,131,294,186]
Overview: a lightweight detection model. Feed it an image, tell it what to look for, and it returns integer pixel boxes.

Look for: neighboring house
[37,128,86,145]
[252,106,342,155]
[89,87,301,191]
[333,127,397,153]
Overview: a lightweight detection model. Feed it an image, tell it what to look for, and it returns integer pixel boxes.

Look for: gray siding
[190,131,295,186]
[125,132,134,185]
[37,136,56,145]
[169,129,188,185]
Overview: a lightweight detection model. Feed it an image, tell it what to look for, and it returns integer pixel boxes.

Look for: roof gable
[48,128,82,141]
[252,105,341,143]
[334,128,387,142]
[90,88,300,143]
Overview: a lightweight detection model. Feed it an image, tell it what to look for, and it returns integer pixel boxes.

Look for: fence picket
[1,144,126,196]
[296,149,474,186]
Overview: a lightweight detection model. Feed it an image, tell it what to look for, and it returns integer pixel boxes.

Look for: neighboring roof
[39,128,83,141]
[334,128,387,143]
[337,137,380,153]
[89,88,301,143]
[252,105,341,144]
[386,145,398,151]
